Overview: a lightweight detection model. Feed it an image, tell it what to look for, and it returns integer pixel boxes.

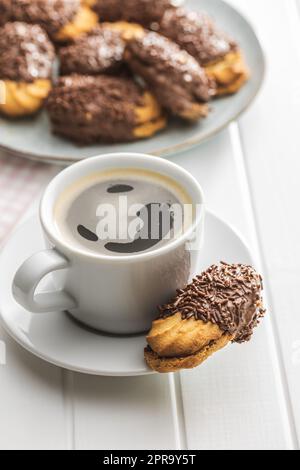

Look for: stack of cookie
[0,0,250,144]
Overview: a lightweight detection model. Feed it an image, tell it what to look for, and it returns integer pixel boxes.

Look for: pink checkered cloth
[0,152,56,246]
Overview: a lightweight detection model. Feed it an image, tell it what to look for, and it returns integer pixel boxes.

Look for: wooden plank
[0,328,68,449]
[72,374,177,450]
[229,0,300,445]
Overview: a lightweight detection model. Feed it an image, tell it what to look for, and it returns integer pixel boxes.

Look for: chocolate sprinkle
[158,262,266,343]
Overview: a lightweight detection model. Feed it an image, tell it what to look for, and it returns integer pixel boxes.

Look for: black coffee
[54,169,191,256]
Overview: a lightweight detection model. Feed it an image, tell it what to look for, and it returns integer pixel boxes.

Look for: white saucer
[0,211,254,376]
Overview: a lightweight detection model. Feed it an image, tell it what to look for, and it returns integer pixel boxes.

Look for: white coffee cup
[12,153,205,334]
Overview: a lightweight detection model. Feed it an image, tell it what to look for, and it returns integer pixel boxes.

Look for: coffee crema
[54,168,193,256]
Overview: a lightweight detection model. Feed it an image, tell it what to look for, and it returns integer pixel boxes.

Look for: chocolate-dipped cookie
[145,263,266,373]
[0,0,98,42]
[59,22,146,76]
[159,8,249,95]
[91,0,175,28]
[126,31,216,120]
[59,26,126,75]
[46,74,167,144]
[0,22,55,117]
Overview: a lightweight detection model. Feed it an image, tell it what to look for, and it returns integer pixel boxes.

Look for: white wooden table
[0,0,299,450]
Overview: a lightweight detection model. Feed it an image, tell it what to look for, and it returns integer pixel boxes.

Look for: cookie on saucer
[0,0,98,42]
[0,22,55,117]
[159,8,249,95]
[145,263,265,373]
[46,74,167,143]
[126,31,216,120]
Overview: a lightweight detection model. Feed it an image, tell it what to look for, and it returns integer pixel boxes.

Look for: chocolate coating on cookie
[126,32,216,118]
[0,22,55,82]
[159,8,237,65]
[158,262,265,343]
[47,74,146,143]
[59,26,125,75]
[92,0,175,27]
[0,0,80,36]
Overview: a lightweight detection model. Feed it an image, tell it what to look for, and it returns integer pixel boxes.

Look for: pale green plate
[0,0,265,164]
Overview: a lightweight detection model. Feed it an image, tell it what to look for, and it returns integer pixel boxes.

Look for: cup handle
[12,249,77,313]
